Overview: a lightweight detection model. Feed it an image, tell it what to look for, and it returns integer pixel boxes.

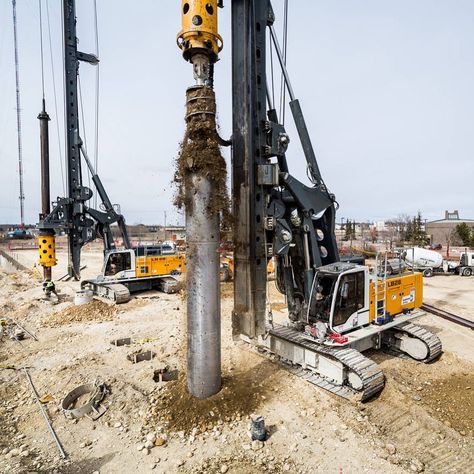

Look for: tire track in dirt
[336,354,474,474]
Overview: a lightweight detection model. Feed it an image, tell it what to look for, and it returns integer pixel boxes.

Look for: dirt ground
[0,250,473,474]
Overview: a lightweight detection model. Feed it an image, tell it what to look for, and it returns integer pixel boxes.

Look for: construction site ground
[0,249,473,474]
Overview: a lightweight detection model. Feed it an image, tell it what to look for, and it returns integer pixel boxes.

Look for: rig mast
[12,0,25,228]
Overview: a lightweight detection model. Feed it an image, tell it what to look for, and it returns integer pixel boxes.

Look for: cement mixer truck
[401,247,444,277]
[399,247,473,277]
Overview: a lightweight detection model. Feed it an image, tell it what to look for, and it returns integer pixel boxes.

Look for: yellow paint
[177,0,223,61]
[135,254,185,278]
[38,235,57,267]
[369,272,423,321]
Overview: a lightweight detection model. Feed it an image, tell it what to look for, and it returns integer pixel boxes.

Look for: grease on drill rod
[174,86,229,220]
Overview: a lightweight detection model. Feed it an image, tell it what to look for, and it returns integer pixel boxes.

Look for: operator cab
[310,263,370,334]
[460,252,474,266]
[103,249,135,278]
[103,244,180,279]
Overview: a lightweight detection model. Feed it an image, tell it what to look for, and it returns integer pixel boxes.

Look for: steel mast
[12,0,25,228]
[39,0,130,280]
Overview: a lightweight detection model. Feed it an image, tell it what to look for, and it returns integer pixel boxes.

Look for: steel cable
[38,0,45,100]
[93,0,100,209]
[45,0,65,196]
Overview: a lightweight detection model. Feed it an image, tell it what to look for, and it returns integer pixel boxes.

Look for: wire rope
[38,0,45,100]
[45,0,65,196]
[77,75,91,191]
[92,0,100,208]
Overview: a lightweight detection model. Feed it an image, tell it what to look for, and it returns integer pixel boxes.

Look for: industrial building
[426,210,474,245]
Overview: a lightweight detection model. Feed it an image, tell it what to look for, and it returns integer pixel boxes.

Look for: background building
[426,210,474,245]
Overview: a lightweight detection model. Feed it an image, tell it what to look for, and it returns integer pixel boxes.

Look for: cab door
[330,270,368,333]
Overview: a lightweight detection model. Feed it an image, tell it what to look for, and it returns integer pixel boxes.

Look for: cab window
[105,252,131,276]
[333,271,365,327]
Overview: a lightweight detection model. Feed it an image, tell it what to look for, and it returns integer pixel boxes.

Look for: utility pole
[163,210,167,241]
[12,0,25,228]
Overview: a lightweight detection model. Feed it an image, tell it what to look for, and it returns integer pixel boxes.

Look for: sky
[0,0,473,226]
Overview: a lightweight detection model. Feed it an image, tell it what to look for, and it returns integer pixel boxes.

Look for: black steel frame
[39,0,130,279]
[231,0,339,337]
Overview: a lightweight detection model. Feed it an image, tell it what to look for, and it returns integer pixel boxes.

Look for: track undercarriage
[81,275,180,304]
[255,310,442,401]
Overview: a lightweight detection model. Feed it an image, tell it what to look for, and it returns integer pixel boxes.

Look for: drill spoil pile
[42,300,116,327]
[174,86,229,219]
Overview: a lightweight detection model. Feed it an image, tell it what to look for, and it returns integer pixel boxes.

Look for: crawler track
[392,321,443,362]
[267,324,385,401]
[82,281,131,303]
[421,304,474,330]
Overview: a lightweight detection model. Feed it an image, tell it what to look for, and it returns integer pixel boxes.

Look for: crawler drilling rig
[179,0,442,400]
[38,0,184,302]
[230,0,442,400]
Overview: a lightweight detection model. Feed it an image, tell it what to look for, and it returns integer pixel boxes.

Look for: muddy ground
[0,251,473,474]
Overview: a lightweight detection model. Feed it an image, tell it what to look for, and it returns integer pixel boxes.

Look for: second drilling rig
[37,0,185,302]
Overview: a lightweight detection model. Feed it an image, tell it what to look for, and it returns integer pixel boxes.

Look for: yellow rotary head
[177,1,223,62]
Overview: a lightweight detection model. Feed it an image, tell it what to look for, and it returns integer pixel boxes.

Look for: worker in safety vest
[43,280,59,301]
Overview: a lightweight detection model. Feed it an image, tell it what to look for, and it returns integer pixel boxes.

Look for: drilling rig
[231,0,442,400]
[178,0,442,401]
[38,0,184,302]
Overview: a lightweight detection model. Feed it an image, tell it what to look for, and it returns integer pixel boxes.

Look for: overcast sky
[0,0,473,226]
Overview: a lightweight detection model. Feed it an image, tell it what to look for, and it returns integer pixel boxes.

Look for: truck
[400,247,444,277]
[399,247,472,277]
[6,229,33,240]
[455,251,474,276]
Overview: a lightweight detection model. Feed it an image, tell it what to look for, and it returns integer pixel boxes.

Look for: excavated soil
[422,372,474,433]
[42,300,116,327]
[335,351,474,473]
[187,452,300,474]
[174,86,230,224]
[148,359,280,434]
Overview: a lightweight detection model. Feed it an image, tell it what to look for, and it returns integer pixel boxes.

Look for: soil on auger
[174,86,230,224]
